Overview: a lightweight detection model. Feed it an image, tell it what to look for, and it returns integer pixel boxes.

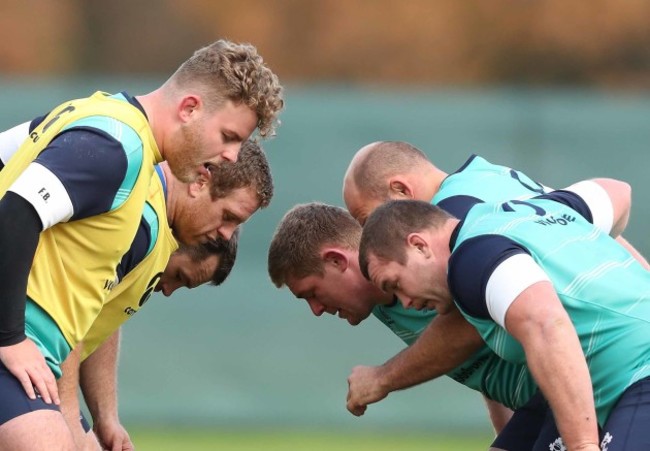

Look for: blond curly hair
[170,39,284,138]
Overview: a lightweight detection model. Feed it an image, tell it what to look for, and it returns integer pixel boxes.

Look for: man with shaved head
[343,141,447,225]
[343,141,648,252]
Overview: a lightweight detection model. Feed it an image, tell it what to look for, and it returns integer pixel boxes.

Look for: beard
[165,122,207,183]
[171,210,202,246]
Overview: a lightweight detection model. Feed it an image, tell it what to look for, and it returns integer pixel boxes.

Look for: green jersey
[449,190,650,424]
[372,154,549,409]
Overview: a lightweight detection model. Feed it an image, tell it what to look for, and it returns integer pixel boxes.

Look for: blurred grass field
[128,428,493,450]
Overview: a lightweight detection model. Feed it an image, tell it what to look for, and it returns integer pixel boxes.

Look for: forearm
[520,317,599,449]
[0,192,41,345]
[80,329,121,423]
[346,308,485,416]
[505,282,599,450]
[378,309,484,392]
[58,345,87,448]
[82,329,134,450]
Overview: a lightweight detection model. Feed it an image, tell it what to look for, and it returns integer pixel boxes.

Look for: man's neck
[135,90,167,159]
[424,165,449,202]
[442,218,462,254]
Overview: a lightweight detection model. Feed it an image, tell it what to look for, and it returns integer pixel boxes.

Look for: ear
[388,176,415,199]
[178,95,202,122]
[406,233,431,257]
[187,173,210,198]
[321,248,349,273]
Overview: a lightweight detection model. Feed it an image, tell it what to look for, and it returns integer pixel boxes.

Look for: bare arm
[346,308,484,416]
[58,345,89,449]
[58,343,102,450]
[505,281,599,451]
[80,329,134,451]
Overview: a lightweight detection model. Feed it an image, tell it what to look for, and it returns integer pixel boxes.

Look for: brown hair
[209,140,273,209]
[180,227,240,286]
[359,199,452,280]
[268,203,361,287]
[170,39,284,138]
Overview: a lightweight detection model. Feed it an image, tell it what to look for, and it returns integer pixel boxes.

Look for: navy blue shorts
[0,360,60,426]
[533,376,650,451]
[530,407,559,451]
[491,391,548,450]
[600,376,650,450]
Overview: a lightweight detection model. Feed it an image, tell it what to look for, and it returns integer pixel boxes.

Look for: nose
[161,281,181,297]
[399,295,414,309]
[222,144,241,163]
[307,299,326,317]
[218,224,236,241]
[197,165,212,181]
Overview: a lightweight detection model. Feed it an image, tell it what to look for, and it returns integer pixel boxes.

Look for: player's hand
[0,337,59,404]
[94,418,134,451]
[346,365,389,416]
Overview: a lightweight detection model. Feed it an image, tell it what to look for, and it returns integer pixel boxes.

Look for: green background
[1,80,648,438]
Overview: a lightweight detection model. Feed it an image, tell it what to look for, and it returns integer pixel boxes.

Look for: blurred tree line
[2,0,649,86]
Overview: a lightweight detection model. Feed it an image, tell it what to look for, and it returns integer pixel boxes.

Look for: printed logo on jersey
[501,199,546,216]
[451,354,489,384]
[500,200,576,227]
[139,272,162,307]
[534,214,576,227]
[508,169,546,195]
[103,274,119,292]
[30,105,77,143]
[123,272,163,316]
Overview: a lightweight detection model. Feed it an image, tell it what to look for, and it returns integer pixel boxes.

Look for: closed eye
[224,211,243,225]
[381,281,397,294]
[222,132,242,144]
